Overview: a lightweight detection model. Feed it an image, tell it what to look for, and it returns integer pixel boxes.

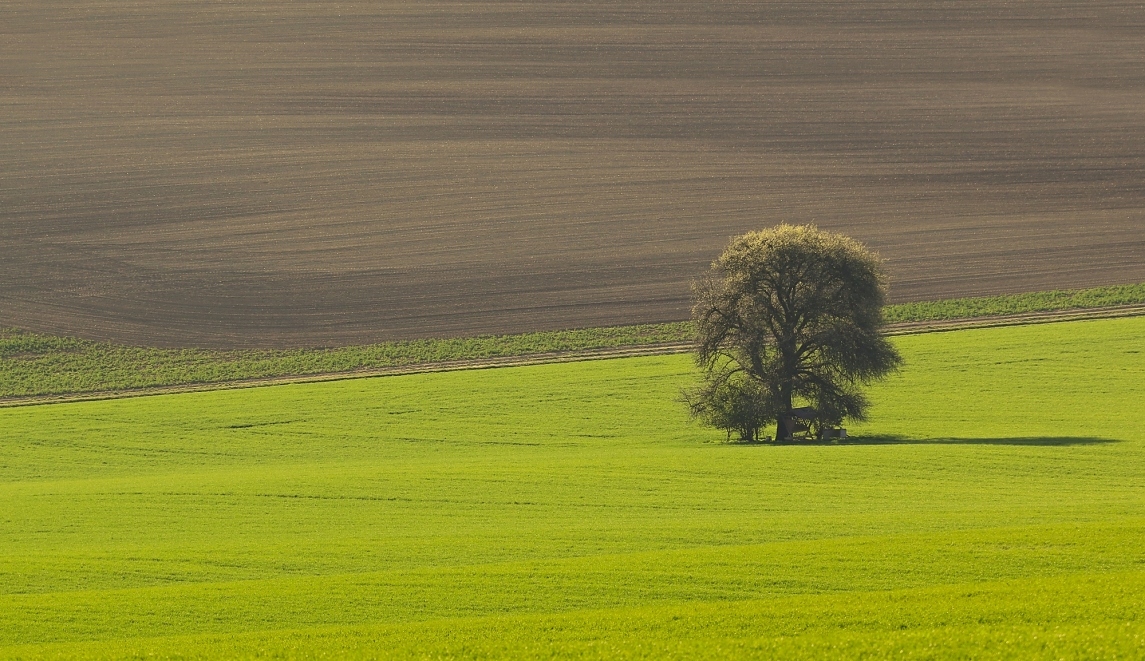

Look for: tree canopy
[685,224,902,442]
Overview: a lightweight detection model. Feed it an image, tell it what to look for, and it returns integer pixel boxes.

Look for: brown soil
[3,2,1143,348]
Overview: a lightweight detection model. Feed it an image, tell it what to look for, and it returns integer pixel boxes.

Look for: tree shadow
[830,435,1117,446]
[719,435,1119,447]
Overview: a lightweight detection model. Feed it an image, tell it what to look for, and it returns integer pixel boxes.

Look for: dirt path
[3,305,1142,409]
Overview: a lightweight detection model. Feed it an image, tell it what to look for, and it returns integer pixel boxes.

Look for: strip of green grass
[0,323,693,399]
[2,282,1142,398]
[881,281,1145,323]
[0,317,1143,657]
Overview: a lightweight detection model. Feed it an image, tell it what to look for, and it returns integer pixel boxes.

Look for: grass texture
[2,282,1144,399]
[881,281,1145,323]
[0,316,1143,658]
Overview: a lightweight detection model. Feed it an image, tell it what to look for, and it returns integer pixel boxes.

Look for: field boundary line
[2,304,1143,408]
[881,303,1145,335]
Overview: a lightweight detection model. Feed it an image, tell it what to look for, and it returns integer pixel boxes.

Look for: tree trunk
[776,379,794,440]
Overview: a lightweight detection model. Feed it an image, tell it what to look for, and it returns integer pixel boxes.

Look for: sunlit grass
[0,317,1142,658]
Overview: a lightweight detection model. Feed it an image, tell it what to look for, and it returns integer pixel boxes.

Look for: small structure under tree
[684,224,901,442]
[777,406,817,441]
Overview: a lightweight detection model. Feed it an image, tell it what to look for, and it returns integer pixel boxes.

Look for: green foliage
[0,317,1143,658]
[682,370,775,442]
[690,225,901,439]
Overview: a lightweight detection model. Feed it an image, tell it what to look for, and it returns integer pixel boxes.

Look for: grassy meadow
[1,282,1143,399]
[0,316,1143,658]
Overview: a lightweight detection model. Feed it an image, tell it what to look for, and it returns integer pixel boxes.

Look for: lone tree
[685,224,901,442]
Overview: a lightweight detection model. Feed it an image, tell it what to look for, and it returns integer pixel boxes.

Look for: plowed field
[3,1,1144,347]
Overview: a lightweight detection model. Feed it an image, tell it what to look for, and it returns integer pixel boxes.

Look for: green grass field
[1,317,1143,658]
[2,283,1143,399]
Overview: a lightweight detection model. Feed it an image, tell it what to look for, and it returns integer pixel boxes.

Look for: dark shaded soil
[3,1,1143,347]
